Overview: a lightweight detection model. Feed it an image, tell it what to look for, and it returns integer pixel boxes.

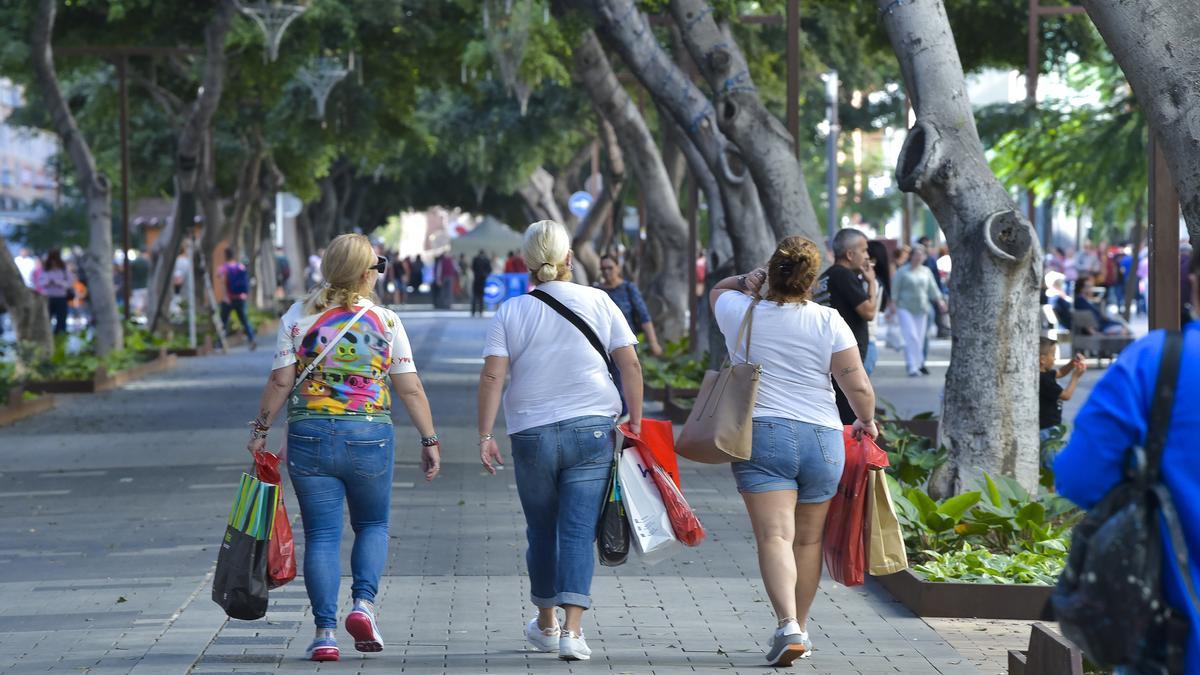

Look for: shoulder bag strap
[726,295,762,366]
[1144,331,1200,616]
[530,289,615,371]
[290,302,374,397]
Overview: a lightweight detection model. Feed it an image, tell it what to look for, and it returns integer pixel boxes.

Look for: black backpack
[1052,331,1199,672]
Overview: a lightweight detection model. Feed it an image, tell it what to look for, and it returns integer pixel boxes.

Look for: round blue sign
[483,275,504,304]
[568,191,594,218]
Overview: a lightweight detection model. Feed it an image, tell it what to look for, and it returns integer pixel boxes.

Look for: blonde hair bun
[523,220,571,284]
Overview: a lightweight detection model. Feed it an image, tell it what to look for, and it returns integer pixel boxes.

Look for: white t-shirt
[483,281,638,435]
[714,291,858,430]
[272,300,416,423]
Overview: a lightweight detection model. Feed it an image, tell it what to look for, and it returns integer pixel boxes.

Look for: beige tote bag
[676,297,761,464]
[866,469,909,576]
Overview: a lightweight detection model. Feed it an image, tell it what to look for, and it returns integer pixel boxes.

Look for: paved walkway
[0,308,1092,673]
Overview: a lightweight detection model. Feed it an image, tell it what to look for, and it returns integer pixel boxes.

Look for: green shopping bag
[212,472,279,620]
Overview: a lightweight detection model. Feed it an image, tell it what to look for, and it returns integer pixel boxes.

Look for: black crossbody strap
[1146,331,1183,477]
[1145,331,1200,617]
[530,289,615,370]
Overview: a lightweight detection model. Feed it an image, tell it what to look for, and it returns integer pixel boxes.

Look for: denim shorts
[731,417,845,502]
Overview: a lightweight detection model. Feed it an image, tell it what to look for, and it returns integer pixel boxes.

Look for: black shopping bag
[212,472,277,620]
[597,462,630,567]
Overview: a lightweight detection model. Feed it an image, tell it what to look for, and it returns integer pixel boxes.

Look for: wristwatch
[420,434,439,447]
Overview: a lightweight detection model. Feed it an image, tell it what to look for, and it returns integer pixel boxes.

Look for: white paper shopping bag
[617,448,682,565]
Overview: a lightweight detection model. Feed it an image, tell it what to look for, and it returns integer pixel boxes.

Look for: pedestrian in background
[813,228,876,423]
[246,233,441,662]
[710,236,877,666]
[864,240,891,376]
[594,254,664,357]
[1055,253,1200,673]
[893,244,945,377]
[470,249,492,317]
[35,248,72,335]
[477,220,643,662]
[217,247,256,350]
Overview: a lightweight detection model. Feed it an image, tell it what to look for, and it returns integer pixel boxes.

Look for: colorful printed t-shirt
[272,301,416,424]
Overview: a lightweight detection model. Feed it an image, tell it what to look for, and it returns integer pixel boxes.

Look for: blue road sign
[483,275,505,305]
[568,191,594,219]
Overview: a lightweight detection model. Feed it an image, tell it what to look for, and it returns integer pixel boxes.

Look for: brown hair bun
[766,236,822,304]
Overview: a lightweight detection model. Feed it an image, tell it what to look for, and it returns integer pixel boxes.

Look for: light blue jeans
[864,341,879,375]
[510,415,614,609]
[287,418,395,628]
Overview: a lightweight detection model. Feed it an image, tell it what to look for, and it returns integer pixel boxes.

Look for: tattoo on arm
[839,366,859,376]
[254,411,271,428]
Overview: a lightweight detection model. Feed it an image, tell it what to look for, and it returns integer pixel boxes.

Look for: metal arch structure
[295,55,351,119]
[237,1,307,62]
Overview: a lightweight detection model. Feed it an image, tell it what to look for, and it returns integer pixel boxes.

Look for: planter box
[661,396,694,425]
[874,568,1054,620]
[26,354,178,395]
[644,384,667,402]
[665,385,700,400]
[168,335,214,357]
[1008,623,1083,675]
[0,387,56,427]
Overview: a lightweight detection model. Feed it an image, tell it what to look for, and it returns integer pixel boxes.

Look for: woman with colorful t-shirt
[246,233,441,663]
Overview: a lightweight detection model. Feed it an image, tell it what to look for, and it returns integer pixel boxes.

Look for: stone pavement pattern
[0,309,1095,673]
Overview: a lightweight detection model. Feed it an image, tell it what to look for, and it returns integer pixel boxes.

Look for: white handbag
[618,447,682,565]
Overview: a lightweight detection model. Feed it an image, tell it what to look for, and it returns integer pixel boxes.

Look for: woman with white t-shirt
[711,236,878,666]
[477,220,644,662]
[246,234,441,662]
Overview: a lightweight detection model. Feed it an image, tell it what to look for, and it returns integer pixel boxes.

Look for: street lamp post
[825,71,839,245]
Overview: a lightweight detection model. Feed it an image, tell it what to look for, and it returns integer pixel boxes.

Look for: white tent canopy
[449,216,524,260]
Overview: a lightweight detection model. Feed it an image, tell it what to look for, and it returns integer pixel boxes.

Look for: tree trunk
[517,167,565,223]
[1081,1,1200,249]
[667,0,821,245]
[878,0,1042,496]
[574,30,689,341]
[583,0,774,272]
[309,174,338,248]
[551,143,593,233]
[30,0,122,355]
[573,115,626,282]
[0,236,53,356]
[146,0,236,333]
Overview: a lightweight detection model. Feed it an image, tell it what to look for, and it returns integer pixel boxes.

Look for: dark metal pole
[687,178,698,349]
[786,0,800,158]
[1025,0,1040,229]
[118,55,132,322]
[1148,136,1181,330]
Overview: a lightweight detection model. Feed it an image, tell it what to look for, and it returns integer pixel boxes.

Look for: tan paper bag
[866,469,908,576]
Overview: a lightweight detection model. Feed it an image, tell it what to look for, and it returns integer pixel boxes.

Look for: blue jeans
[732,418,845,503]
[220,298,255,342]
[510,415,614,609]
[864,341,878,376]
[286,418,394,628]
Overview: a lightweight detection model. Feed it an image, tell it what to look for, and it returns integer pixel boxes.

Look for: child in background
[1039,338,1086,463]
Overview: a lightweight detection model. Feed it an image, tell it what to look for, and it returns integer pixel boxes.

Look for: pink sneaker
[345,602,384,653]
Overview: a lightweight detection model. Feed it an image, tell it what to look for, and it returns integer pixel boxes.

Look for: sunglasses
[369,255,387,273]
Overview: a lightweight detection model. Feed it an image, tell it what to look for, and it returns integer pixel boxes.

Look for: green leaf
[983,473,1004,508]
[905,488,939,518]
[937,492,982,522]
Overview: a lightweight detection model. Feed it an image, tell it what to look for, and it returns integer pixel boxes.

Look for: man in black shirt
[470,250,494,317]
[814,229,877,424]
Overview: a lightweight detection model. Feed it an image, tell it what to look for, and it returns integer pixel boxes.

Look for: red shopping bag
[254,452,297,589]
[620,422,705,546]
[622,419,681,488]
[822,428,888,586]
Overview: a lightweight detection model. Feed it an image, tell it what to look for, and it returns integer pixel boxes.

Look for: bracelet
[420,434,439,447]
[250,428,269,440]
[479,433,495,444]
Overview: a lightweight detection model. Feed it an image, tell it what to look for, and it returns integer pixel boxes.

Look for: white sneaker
[765,620,811,665]
[525,617,559,652]
[559,629,592,661]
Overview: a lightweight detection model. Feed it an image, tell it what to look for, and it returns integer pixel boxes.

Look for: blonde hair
[302,233,378,314]
[522,219,571,284]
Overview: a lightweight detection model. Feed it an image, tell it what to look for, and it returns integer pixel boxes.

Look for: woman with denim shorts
[246,233,441,662]
[710,236,878,666]
[477,220,644,661]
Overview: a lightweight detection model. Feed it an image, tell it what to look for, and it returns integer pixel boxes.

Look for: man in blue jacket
[1055,252,1200,672]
